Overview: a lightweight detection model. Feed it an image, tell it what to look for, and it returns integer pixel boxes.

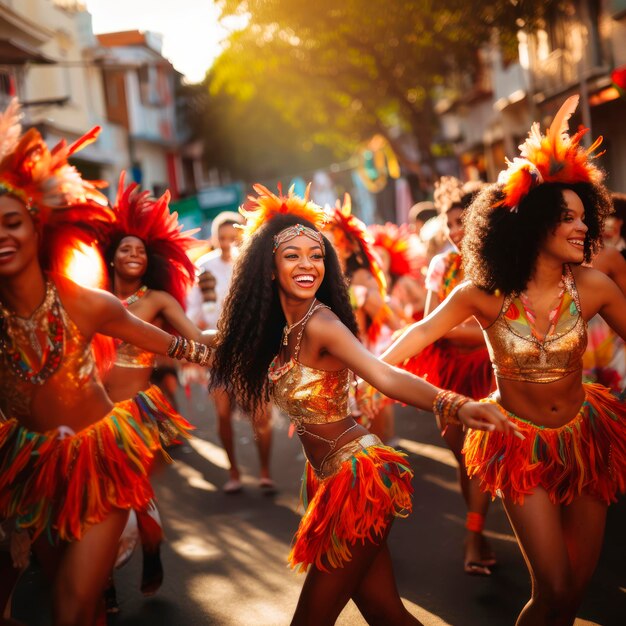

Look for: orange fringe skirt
[0,388,193,542]
[463,384,626,505]
[289,434,413,573]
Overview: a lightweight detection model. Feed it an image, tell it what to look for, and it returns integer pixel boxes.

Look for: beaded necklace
[0,282,65,385]
[120,285,148,308]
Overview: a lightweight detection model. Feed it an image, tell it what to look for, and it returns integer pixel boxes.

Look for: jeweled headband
[273,223,325,254]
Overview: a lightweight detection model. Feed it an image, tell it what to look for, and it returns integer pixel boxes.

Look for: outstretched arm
[154,291,216,346]
[311,313,518,435]
[381,282,481,365]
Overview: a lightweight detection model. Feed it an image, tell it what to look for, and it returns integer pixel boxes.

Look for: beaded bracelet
[167,336,212,366]
[433,389,472,432]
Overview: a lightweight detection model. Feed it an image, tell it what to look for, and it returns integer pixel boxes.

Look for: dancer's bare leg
[292,529,421,626]
[34,508,128,626]
[252,403,273,482]
[441,423,492,574]
[213,387,240,484]
[504,488,606,626]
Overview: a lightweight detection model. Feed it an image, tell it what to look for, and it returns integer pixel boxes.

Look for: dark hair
[462,181,612,294]
[105,235,172,295]
[210,214,358,415]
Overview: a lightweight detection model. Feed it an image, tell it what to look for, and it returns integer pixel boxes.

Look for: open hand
[458,402,524,439]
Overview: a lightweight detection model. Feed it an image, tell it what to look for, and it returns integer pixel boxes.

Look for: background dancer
[324,196,401,442]
[187,210,274,493]
[390,176,496,575]
[381,96,626,626]
[100,174,207,607]
[0,101,211,626]
[209,184,518,626]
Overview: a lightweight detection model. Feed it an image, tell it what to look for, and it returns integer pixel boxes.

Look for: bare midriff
[495,369,586,427]
[105,365,152,403]
[20,381,114,433]
[297,416,369,470]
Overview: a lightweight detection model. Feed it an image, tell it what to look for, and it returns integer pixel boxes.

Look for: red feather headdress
[0,99,109,224]
[99,172,207,308]
[325,193,387,298]
[367,222,423,281]
[239,183,327,238]
[497,95,604,211]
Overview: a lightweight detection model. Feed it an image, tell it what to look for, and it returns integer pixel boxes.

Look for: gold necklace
[282,299,317,346]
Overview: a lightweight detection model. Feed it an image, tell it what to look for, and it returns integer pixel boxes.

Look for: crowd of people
[0,92,625,626]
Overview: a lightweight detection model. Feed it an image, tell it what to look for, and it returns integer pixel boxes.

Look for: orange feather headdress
[99,172,207,308]
[0,98,109,222]
[239,183,327,238]
[325,193,387,298]
[497,95,604,211]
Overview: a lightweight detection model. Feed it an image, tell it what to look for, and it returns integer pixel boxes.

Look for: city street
[13,384,626,626]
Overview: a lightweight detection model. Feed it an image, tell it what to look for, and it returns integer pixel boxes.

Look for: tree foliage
[202,0,556,181]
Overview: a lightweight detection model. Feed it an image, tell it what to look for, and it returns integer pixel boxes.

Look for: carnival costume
[97,174,207,550]
[463,96,626,505]
[0,101,194,542]
[243,185,413,573]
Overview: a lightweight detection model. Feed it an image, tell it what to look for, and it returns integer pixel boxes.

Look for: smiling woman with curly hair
[210,184,512,626]
[463,181,611,295]
[381,96,626,626]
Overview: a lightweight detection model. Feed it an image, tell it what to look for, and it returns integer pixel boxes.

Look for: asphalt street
[12,384,626,625]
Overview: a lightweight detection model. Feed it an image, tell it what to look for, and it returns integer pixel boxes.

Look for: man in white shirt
[187,212,274,494]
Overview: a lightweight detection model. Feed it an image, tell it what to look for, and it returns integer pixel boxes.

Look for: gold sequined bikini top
[114,342,156,369]
[483,266,587,384]
[0,282,96,421]
[268,304,351,426]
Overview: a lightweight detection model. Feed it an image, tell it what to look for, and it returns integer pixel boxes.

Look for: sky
[84,0,239,82]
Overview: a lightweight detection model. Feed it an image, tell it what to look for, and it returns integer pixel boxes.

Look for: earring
[110,262,114,267]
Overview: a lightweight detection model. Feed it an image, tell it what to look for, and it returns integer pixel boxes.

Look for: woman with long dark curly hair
[381,96,626,626]
[210,184,516,626]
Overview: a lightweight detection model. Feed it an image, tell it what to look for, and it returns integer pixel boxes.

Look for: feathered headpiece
[99,172,207,308]
[498,95,604,211]
[368,222,424,281]
[0,99,109,222]
[240,183,326,237]
[433,176,465,213]
[325,193,387,297]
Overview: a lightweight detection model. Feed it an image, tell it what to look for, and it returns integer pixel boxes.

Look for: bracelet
[167,336,213,366]
[433,389,471,431]
[167,335,179,358]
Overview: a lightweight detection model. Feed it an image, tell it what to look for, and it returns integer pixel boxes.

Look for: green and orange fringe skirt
[463,383,626,505]
[289,434,413,572]
[0,384,192,542]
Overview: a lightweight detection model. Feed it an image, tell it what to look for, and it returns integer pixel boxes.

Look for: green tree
[206,0,555,182]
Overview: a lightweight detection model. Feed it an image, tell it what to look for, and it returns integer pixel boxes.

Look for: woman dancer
[0,101,211,626]
[209,184,517,626]
[100,174,207,604]
[381,95,626,626]
[397,177,495,575]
